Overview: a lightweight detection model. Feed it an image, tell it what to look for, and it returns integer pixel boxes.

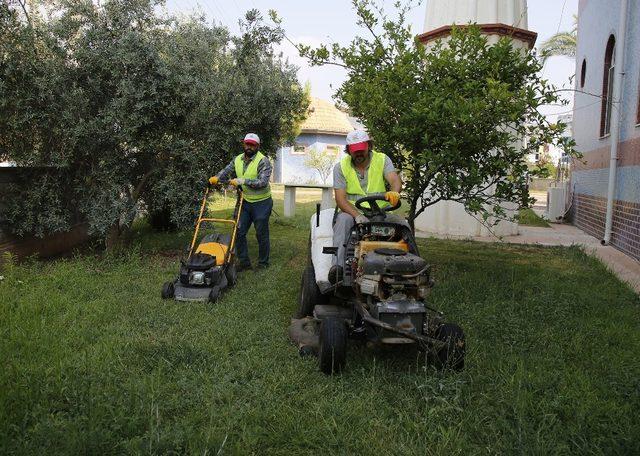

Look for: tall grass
[1,194,638,454]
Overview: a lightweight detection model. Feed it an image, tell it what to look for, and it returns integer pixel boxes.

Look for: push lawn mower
[161,185,242,303]
[289,194,465,375]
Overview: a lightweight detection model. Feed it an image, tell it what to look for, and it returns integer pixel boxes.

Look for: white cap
[243,133,260,145]
[346,129,370,145]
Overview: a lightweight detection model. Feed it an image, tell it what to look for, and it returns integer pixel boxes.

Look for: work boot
[328,265,343,284]
[236,263,253,273]
[256,264,269,271]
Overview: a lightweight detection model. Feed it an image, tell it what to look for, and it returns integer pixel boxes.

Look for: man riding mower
[289,130,465,375]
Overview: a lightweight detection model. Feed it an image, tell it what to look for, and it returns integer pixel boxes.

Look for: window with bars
[291,144,307,155]
[600,35,616,137]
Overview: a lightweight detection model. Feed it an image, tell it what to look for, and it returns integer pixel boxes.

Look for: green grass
[518,207,551,227]
[1,194,639,454]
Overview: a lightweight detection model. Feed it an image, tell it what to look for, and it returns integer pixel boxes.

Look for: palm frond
[539,31,577,62]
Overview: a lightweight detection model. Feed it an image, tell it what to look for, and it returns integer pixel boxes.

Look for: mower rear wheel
[161,281,174,299]
[208,286,221,303]
[297,265,322,318]
[225,264,237,287]
[434,323,465,371]
[319,317,347,375]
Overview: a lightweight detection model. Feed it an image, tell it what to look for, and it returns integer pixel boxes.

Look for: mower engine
[355,245,434,341]
[180,253,223,287]
[171,251,229,302]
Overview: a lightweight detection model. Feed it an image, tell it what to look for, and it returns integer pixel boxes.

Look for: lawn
[1,191,639,454]
[518,208,551,227]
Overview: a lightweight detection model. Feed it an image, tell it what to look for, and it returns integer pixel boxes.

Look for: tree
[296,0,578,230]
[304,147,335,185]
[539,15,577,63]
[0,1,308,246]
[529,145,557,179]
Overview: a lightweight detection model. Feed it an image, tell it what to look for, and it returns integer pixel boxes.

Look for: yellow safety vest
[340,151,389,208]
[234,151,272,203]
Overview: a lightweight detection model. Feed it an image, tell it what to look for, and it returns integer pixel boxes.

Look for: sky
[164,0,579,121]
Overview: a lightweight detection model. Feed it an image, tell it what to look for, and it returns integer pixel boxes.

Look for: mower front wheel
[225,264,238,287]
[434,323,465,371]
[297,265,322,318]
[319,317,347,375]
[161,281,175,299]
[209,286,221,303]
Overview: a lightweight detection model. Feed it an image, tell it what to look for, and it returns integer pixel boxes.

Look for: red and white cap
[243,133,260,146]
[346,129,370,152]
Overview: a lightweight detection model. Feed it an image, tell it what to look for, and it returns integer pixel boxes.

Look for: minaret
[413,0,537,238]
[418,0,536,50]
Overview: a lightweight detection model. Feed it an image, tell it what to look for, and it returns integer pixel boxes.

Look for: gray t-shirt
[333,152,396,193]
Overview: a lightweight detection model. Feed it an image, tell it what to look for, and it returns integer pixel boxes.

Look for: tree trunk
[408,202,416,234]
[105,221,121,250]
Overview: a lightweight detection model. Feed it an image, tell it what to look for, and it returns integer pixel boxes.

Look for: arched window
[580,59,587,88]
[600,35,616,137]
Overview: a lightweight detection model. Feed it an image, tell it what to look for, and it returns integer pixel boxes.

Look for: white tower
[418,0,536,51]
[424,0,528,32]
[413,0,536,239]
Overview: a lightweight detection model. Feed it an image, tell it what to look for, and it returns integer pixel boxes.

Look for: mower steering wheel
[355,193,401,218]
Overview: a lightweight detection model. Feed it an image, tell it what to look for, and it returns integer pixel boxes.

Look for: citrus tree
[296,0,577,229]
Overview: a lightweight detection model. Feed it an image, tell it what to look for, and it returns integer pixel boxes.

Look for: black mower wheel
[434,323,465,371]
[318,317,347,375]
[225,263,238,287]
[208,286,221,303]
[297,265,322,318]
[161,281,175,299]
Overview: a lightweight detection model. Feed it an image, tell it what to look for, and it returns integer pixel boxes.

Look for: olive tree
[0,1,307,246]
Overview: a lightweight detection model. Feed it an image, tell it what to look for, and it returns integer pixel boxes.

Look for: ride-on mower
[289,194,465,375]
[161,184,242,303]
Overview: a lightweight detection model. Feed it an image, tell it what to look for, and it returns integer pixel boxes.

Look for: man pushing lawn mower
[209,133,273,272]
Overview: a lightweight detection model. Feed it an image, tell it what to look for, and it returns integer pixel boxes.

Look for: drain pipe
[602,0,629,245]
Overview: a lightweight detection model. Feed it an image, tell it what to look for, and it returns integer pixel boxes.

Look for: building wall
[571,0,640,260]
[273,133,348,185]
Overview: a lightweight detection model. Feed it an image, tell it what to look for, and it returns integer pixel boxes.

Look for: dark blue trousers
[236,197,272,267]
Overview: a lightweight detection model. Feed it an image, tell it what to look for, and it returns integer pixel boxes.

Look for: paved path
[530,191,547,217]
[418,223,640,294]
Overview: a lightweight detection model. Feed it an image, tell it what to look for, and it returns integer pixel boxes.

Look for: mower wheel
[319,317,347,375]
[225,264,238,287]
[297,265,322,318]
[208,286,221,303]
[161,281,175,299]
[434,323,465,371]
